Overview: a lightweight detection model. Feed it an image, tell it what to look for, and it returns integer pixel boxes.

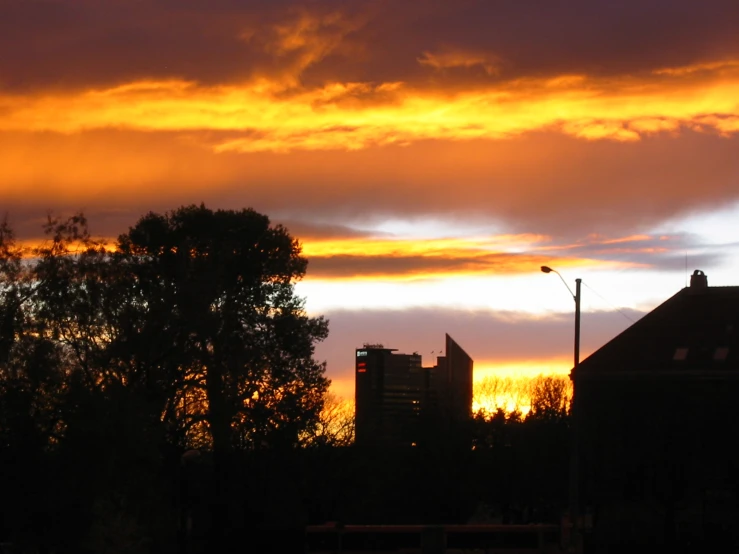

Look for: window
[673,347,688,361]
[714,347,729,362]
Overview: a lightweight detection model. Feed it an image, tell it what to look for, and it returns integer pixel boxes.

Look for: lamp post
[541,266,581,553]
[540,266,581,368]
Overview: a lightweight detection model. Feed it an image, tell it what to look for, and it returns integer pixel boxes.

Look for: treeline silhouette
[0,206,572,553]
[474,374,572,417]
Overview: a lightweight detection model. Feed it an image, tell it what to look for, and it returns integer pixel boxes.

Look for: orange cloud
[586,234,652,245]
[1,127,736,244]
[628,118,682,134]
[248,9,368,88]
[417,47,501,75]
[652,59,739,77]
[11,232,657,281]
[302,234,549,257]
[302,235,643,280]
[1,59,738,154]
[692,114,739,135]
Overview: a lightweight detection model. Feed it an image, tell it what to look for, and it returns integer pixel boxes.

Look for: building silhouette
[574,270,739,549]
[355,334,473,447]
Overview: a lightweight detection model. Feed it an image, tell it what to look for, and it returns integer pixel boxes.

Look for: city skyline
[355,334,473,447]
[3,0,739,398]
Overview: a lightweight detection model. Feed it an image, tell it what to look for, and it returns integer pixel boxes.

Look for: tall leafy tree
[0,207,331,550]
[1,206,330,455]
[117,204,330,454]
[527,375,571,422]
[0,215,73,455]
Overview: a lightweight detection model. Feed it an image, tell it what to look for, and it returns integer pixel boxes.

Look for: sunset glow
[3,0,739,402]
[473,359,573,414]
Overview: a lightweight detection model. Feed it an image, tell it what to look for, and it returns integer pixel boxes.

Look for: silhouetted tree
[527,374,571,421]
[0,214,181,550]
[303,393,355,447]
[117,204,330,455]
[0,217,26,364]
[0,206,331,551]
[473,375,540,416]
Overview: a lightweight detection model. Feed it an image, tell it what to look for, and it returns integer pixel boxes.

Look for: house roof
[577,281,739,375]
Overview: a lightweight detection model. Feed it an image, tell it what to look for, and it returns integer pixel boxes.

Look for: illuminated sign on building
[357,351,368,357]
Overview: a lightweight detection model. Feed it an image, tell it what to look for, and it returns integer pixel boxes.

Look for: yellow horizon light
[330,359,573,416]
[9,232,648,281]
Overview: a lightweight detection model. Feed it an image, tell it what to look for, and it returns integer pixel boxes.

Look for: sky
[3,0,739,399]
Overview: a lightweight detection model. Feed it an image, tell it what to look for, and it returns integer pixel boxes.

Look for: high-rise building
[354,334,473,447]
[354,345,424,447]
[427,333,474,429]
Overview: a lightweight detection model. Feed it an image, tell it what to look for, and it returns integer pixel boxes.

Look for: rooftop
[578,273,739,374]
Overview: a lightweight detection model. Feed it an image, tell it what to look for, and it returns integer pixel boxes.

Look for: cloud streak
[300,233,718,280]
[2,59,739,153]
[417,47,501,75]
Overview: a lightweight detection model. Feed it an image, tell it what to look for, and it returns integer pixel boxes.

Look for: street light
[541,265,582,553]
[540,266,581,368]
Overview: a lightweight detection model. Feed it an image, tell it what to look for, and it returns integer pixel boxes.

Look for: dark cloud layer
[2,0,738,92]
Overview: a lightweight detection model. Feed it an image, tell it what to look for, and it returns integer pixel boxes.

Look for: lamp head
[540,266,553,274]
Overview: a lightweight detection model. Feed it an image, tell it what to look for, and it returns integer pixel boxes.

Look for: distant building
[574,270,739,549]
[355,334,473,447]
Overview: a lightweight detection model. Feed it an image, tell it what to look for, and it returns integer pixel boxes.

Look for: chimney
[689,269,708,289]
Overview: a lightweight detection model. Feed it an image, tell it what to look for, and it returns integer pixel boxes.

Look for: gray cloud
[276,220,379,240]
[315,305,647,387]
